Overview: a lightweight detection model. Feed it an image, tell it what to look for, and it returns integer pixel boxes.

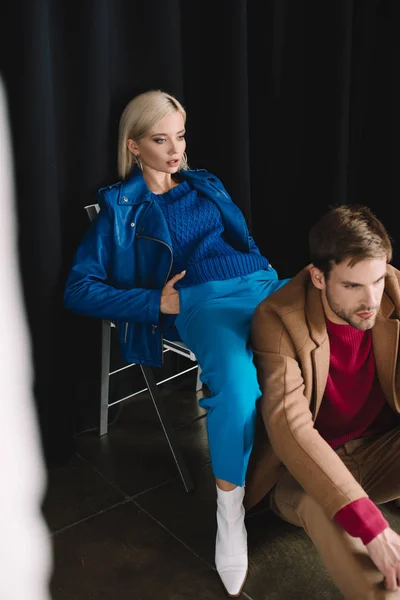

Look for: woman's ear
[309,265,326,290]
[127,139,138,155]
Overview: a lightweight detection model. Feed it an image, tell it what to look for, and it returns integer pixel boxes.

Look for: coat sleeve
[64,208,162,324]
[251,302,368,519]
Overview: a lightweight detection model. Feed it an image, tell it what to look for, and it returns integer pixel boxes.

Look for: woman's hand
[160,270,186,314]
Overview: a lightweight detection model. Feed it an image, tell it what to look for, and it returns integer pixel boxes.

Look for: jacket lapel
[305,284,330,416]
[372,293,400,411]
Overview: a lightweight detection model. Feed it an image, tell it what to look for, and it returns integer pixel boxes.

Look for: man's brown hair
[309,204,393,277]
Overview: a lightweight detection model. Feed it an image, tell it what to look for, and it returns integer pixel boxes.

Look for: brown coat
[244,264,400,518]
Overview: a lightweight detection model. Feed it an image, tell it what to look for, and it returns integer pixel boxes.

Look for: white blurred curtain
[0,75,52,599]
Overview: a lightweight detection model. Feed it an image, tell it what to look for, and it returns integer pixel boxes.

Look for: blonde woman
[64,89,289,597]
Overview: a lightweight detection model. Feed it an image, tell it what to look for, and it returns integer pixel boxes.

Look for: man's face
[311,258,387,330]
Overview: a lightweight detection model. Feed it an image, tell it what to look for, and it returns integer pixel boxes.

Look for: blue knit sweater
[152,180,268,287]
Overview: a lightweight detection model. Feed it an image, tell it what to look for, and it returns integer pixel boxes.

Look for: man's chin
[350,316,376,330]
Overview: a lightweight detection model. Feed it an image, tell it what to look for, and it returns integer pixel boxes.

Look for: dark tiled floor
[43,363,400,600]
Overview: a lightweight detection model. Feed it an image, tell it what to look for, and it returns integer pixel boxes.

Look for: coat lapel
[372,293,400,411]
[305,284,330,416]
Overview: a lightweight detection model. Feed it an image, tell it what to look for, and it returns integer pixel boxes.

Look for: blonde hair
[118,89,188,179]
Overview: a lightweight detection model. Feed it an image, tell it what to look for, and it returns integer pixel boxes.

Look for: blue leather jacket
[64,167,264,367]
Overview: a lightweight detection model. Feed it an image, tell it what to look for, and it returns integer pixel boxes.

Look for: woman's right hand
[160,270,186,314]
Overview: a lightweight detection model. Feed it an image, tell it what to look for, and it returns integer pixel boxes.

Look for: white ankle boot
[215,485,248,597]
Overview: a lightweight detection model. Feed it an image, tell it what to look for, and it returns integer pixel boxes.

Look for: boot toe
[218,567,248,597]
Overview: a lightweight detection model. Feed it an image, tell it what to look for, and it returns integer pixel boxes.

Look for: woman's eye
[177,135,185,141]
[154,138,166,144]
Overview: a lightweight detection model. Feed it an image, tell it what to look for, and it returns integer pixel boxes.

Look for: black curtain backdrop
[0,0,399,466]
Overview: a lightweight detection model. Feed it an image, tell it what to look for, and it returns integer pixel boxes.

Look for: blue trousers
[175,267,290,486]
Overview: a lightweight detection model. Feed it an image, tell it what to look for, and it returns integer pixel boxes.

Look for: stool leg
[195,365,203,392]
[140,365,194,492]
[99,320,111,436]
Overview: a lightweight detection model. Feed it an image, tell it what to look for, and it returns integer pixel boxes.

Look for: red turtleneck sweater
[314,318,398,544]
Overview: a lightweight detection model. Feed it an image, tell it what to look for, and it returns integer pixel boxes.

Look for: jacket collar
[371,272,399,409]
[117,167,216,206]
[304,281,330,414]
[306,282,328,347]
[117,167,152,205]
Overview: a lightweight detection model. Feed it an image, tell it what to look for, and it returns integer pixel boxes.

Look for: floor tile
[243,502,400,599]
[245,509,341,600]
[50,500,232,600]
[136,462,217,564]
[76,385,210,497]
[137,466,345,599]
[43,454,125,533]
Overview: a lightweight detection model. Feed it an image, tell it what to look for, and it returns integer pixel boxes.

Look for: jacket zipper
[135,233,173,283]
[135,233,173,360]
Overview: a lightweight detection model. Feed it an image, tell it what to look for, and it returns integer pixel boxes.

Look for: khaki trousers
[271,427,400,600]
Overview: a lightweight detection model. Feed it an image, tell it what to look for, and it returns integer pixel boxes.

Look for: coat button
[130,222,135,227]
[123,197,128,202]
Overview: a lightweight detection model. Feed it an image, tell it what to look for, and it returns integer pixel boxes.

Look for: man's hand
[160,271,186,314]
[366,527,400,591]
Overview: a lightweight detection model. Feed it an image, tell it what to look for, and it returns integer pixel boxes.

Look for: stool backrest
[84,203,100,223]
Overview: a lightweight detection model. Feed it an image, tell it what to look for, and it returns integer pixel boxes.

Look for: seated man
[245,204,400,599]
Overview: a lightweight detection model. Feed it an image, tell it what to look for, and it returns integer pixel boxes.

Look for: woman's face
[128,110,186,174]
